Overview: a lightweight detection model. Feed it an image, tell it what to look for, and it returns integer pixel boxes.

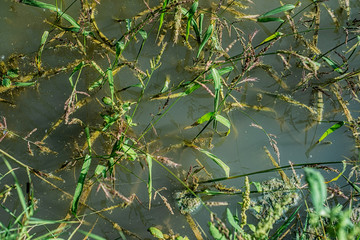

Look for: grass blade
[322,56,344,74]
[35,30,49,71]
[197,24,213,58]
[258,4,295,19]
[214,114,231,136]
[258,32,284,46]
[21,0,80,32]
[146,154,152,209]
[107,68,114,103]
[226,208,242,233]
[185,1,198,42]
[185,111,215,129]
[194,145,230,177]
[212,68,221,112]
[2,157,29,219]
[157,0,169,38]
[316,121,344,143]
[71,154,91,216]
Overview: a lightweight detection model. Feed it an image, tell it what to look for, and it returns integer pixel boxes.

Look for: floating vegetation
[1,0,360,239]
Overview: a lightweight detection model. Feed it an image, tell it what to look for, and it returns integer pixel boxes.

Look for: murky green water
[1,0,360,239]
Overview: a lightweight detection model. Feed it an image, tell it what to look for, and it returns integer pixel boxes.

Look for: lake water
[1,0,359,239]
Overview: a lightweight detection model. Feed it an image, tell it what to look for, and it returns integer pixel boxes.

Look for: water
[1,0,359,239]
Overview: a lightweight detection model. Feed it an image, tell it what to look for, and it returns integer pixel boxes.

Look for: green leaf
[187,111,215,128]
[146,154,152,209]
[69,61,85,87]
[259,32,284,45]
[258,4,295,18]
[322,56,344,74]
[205,66,234,80]
[20,0,81,32]
[317,121,344,143]
[121,144,137,161]
[209,222,226,240]
[6,69,19,78]
[226,208,242,233]
[197,147,230,177]
[215,114,231,135]
[148,227,164,238]
[107,68,114,103]
[257,17,284,23]
[185,1,198,42]
[160,77,170,93]
[71,154,91,215]
[304,168,327,214]
[212,68,221,113]
[2,78,11,87]
[36,30,49,70]
[197,24,213,58]
[139,29,148,40]
[94,164,107,178]
[157,0,169,37]
[14,82,36,87]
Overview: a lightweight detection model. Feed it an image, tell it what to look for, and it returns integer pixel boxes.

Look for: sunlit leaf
[148,227,164,238]
[71,154,91,216]
[14,82,36,87]
[185,111,215,129]
[258,4,295,18]
[94,164,107,178]
[107,68,114,103]
[69,61,85,87]
[121,144,137,161]
[185,1,198,42]
[36,30,49,70]
[20,0,81,32]
[197,24,213,58]
[322,56,344,74]
[215,114,231,135]
[304,168,327,214]
[205,66,234,80]
[209,222,226,240]
[146,154,152,209]
[226,208,242,233]
[157,0,169,37]
[2,78,11,87]
[316,121,344,143]
[259,32,284,45]
[196,147,230,177]
[212,68,221,113]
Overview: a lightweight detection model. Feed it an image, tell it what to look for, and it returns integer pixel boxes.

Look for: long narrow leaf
[3,157,29,219]
[259,32,284,45]
[185,1,198,41]
[35,30,49,71]
[157,0,169,37]
[146,154,152,209]
[71,154,91,216]
[215,114,231,135]
[258,4,295,18]
[316,121,344,143]
[196,147,229,177]
[212,68,221,112]
[197,24,213,58]
[21,0,80,31]
[107,68,114,103]
[185,111,215,129]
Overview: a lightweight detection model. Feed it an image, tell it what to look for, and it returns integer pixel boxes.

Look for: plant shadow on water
[1,0,360,239]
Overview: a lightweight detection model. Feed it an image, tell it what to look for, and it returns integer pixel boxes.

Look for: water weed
[0,0,360,239]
